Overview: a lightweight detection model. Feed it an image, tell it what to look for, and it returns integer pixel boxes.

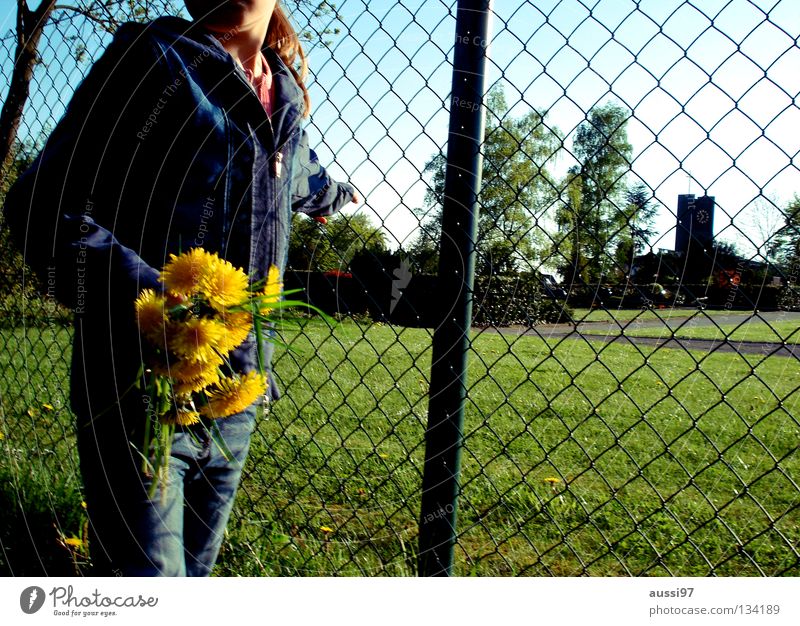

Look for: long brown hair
[266,3,311,117]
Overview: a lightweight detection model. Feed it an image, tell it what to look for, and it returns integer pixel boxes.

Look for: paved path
[484,311,800,358]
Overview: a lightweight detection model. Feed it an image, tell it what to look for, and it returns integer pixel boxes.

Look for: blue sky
[3,0,799,266]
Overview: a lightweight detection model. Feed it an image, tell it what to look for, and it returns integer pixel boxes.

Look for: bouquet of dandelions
[133,248,300,498]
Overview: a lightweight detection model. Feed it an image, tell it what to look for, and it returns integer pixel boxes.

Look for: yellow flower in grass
[260,264,282,314]
[200,371,267,419]
[217,311,254,353]
[135,289,167,340]
[160,248,216,297]
[167,317,226,363]
[202,256,249,311]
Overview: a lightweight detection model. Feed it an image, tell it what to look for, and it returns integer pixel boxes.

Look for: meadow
[580,314,800,345]
[1,316,798,576]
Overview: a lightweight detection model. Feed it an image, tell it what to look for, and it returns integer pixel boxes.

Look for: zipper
[221,108,233,245]
[229,56,300,161]
[229,57,298,275]
[231,61,276,151]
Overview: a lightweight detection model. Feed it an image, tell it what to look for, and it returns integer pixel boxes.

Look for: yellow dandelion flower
[200,371,267,419]
[319,526,334,534]
[260,264,283,314]
[160,248,215,297]
[135,289,167,340]
[175,407,201,426]
[173,370,221,395]
[64,537,83,548]
[160,407,201,427]
[167,318,226,363]
[156,356,222,384]
[217,311,253,353]
[201,257,249,311]
[543,477,560,484]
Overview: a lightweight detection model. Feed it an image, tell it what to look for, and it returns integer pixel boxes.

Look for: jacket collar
[146,15,305,144]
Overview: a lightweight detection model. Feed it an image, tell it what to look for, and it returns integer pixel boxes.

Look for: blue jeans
[77,396,257,576]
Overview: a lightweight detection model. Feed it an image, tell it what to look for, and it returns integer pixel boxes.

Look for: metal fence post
[417,0,493,577]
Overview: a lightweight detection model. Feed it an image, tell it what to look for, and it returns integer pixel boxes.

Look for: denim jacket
[3,15,354,414]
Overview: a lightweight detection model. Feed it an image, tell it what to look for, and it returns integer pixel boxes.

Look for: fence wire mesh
[0,0,798,576]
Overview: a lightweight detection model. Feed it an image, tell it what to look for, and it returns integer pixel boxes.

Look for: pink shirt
[242,51,274,118]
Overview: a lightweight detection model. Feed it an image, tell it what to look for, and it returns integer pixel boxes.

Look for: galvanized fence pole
[417,0,493,577]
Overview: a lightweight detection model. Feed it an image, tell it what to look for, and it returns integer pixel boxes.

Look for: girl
[4,0,358,575]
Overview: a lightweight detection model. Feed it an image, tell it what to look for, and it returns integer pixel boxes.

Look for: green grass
[0,324,87,575]
[582,315,800,344]
[219,317,800,576]
[570,307,752,324]
[2,319,799,576]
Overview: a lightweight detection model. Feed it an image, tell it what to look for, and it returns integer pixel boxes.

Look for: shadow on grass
[0,465,88,576]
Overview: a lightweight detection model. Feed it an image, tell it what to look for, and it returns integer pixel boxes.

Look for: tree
[555,102,632,285]
[742,195,786,266]
[407,86,562,278]
[288,211,387,272]
[614,182,658,274]
[774,194,800,272]
[0,138,39,297]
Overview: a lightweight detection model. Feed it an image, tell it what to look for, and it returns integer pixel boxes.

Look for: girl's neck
[211,17,272,80]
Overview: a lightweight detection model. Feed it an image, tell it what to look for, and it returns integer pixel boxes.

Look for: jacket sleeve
[2,22,164,313]
[290,128,355,218]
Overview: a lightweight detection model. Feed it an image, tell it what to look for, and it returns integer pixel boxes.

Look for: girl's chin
[189,1,271,31]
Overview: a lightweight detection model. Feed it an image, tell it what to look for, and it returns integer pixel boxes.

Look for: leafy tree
[407,86,562,278]
[288,212,387,272]
[742,195,785,266]
[403,218,439,275]
[614,182,658,273]
[0,138,39,296]
[555,102,632,284]
[774,194,800,272]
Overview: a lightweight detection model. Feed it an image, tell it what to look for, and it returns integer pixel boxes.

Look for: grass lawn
[581,315,800,344]
[2,319,799,576]
[570,307,753,324]
[220,317,800,576]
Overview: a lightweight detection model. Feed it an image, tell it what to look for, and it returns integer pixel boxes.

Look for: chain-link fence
[1,0,798,576]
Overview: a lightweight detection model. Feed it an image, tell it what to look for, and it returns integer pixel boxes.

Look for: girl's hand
[165,292,188,307]
[312,190,361,225]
